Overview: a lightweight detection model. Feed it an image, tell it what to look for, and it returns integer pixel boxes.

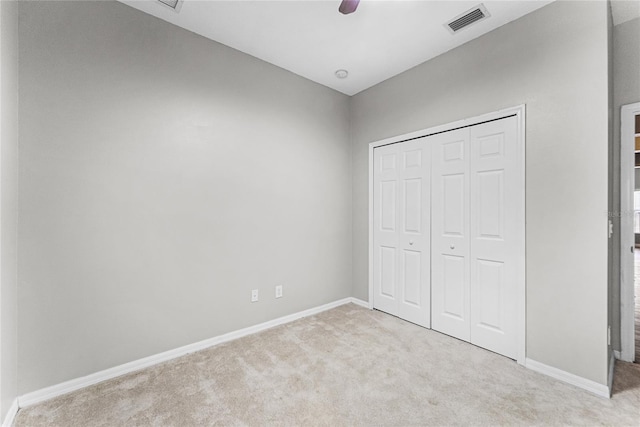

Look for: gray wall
[611,17,640,351]
[1,0,19,419]
[350,0,610,385]
[18,1,352,394]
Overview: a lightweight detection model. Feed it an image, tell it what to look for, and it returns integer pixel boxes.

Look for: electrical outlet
[251,289,259,303]
[275,285,283,299]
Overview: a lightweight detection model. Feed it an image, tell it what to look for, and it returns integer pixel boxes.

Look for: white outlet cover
[251,289,259,302]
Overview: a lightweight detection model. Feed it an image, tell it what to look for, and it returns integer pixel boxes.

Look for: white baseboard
[525,358,610,398]
[349,297,369,308]
[2,399,19,427]
[19,297,362,408]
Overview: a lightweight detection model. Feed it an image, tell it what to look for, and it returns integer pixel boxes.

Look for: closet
[372,114,522,360]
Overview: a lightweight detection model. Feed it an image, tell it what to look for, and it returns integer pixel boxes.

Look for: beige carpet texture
[14,304,640,426]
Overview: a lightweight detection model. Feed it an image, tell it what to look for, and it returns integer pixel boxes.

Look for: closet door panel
[397,139,431,327]
[373,139,431,327]
[373,144,400,315]
[431,128,470,341]
[469,116,519,359]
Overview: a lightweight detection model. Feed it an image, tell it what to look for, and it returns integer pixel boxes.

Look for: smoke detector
[335,69,349,79]
[445,4,490,34]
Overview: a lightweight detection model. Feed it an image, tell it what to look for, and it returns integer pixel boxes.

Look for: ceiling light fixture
[335,69,349,79]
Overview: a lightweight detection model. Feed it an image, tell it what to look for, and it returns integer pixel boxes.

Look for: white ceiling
[611,0,640,26]
[119,1,636,96]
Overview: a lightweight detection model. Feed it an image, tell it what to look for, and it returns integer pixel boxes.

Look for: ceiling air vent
[446,4,490,34]
[157,0,183,12]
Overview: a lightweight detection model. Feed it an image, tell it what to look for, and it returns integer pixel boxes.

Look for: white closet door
[397,139,431,327]
[373,143,400,316]
[431,128,470,341]
[469,117,519,359]
[373,139,431,328]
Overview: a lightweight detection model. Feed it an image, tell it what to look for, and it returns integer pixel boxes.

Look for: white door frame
[368,105,526,365]
[620,102,640,362]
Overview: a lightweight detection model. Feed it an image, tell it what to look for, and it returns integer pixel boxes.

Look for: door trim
[368,105,526,365]
[620,102,640,362]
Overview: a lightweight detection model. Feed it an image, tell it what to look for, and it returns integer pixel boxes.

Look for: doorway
[620,102,640,362]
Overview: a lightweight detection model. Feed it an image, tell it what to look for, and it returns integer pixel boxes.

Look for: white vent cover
[157,0,183,12]
[446,4,490,33]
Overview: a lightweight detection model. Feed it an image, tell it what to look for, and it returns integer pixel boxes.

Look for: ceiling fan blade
[339,0,360,15]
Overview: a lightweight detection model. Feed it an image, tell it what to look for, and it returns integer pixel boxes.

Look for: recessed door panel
[381,153,396,172]
[477,170,504,240]
[443,174,465,236]
[381,181,397,232]
[476,259,504,331]
[478,134,504,158]
[443,140,465,162]
[404,179,422,234]
[380,247,396,298]
[443,255,465,319]
[404,150,422,169]
[401,250,421,306]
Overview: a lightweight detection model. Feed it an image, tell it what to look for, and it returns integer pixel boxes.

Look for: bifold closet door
[431,128,471,342]
[431,117,519,359]
[373,139,431,328]
[469,117,519,359]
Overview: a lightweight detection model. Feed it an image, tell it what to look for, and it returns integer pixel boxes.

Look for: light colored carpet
[15,304,640,426]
